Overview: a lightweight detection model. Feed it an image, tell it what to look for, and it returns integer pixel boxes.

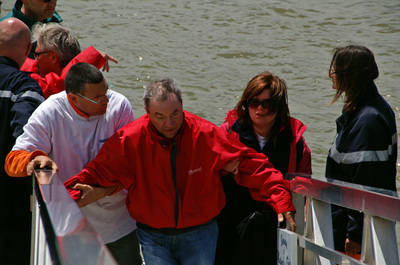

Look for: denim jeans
[137,220,218,265]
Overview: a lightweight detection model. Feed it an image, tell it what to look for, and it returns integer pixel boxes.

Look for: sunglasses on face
[247,98,272,109]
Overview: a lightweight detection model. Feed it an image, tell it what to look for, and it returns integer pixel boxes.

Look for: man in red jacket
[21,23,117,98]
[64,78,296,265]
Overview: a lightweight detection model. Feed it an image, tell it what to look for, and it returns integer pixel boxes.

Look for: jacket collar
[227,109,307,145]
[0,56,19,69]
[231,119,256,143]
[336,82,378,130]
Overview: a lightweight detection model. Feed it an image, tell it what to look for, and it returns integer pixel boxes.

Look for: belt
[136,218,216,236]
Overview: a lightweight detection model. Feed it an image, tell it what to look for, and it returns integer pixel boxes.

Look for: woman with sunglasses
[216,71,311,265]
[326,45,397,257]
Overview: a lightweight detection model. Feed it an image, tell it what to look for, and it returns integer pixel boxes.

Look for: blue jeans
[137,220,218,265]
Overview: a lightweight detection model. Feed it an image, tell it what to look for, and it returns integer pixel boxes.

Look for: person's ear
[24,42,32,58]
[50,51,59,64]
[67,93,79,104]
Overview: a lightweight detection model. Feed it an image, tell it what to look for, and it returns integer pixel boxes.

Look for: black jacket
[326,82,397,250]
[0,56,44,220]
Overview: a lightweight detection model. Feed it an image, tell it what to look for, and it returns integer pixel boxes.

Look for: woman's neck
[252,123,273,138]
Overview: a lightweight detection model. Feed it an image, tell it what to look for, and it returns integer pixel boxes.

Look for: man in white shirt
[6,62,141,265]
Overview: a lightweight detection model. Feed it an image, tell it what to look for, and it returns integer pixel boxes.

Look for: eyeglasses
[76,91,109,104]
[34,50,51,59]
[329,67,337,75]
[247,98,272,109]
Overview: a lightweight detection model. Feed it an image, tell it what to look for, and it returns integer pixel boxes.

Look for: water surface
[2,0,399,179]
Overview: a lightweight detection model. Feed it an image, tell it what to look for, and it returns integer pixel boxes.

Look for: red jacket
[21,46,106,99]
[220,109,312,175]
[65,111,295,229]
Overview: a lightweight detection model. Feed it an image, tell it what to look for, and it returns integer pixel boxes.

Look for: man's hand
[97,50,118,72]
[345,238,361,255]
[223,159,240,175]
[27,155,58,175]
[73,183,118,208]
[278,211,296,232]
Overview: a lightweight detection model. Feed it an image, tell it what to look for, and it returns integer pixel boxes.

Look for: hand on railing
[27,155,59,176]
[278,211,296,232]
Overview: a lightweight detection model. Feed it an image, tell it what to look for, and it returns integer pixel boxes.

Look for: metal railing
[278,174,400,265]
[31,169,117,265]
[32,169,400,264]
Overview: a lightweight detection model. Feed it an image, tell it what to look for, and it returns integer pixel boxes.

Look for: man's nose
[165,116,175,127]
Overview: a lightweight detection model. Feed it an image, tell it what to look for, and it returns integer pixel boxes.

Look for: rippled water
[2,0,399,180]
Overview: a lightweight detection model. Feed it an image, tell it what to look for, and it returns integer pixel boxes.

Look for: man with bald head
[0,18,44,265]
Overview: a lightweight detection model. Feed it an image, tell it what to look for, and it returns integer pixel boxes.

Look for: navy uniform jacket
[0,56,44,221]
[326,82,397,250]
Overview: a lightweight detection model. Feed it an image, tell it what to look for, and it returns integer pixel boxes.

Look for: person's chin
[45,10,55,17]
[163,130,177,139]
[97,109,107,116]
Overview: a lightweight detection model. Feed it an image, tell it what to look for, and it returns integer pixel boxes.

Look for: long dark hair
[235,71,290,145]
[329,45,379,112]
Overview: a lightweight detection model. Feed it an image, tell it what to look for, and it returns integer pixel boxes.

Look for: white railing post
[370,216,398,265]
[361,214,374,264]
[311,199,335,265]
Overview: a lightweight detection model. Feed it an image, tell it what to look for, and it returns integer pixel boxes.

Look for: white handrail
[278,174,399,265]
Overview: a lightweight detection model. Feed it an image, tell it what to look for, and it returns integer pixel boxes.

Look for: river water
[2,0,399,180]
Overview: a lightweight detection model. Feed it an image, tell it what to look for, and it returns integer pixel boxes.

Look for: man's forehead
[84,79,107,93]
[149,95,182,114]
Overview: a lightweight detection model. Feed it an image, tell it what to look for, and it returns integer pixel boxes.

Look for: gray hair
[143,78,183,110]
[32,23,81,68]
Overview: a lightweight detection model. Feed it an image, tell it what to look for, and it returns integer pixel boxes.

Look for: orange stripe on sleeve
[5,150,48,177]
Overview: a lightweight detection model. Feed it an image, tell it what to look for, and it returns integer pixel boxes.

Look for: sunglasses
[247,98,272,109]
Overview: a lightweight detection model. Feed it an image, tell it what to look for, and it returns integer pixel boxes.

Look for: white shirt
[255,132,267,150]
[14,90,136,243]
